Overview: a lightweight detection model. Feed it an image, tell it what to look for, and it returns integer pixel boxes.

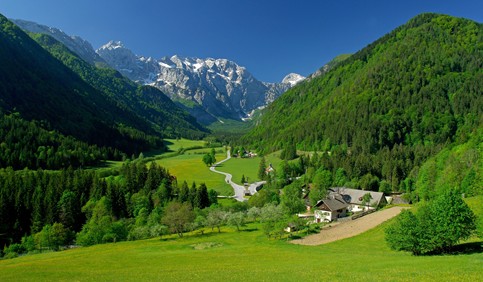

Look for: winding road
[210,151,266,202]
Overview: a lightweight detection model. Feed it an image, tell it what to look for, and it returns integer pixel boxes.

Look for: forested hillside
[0,113,115,170]
[0,161,217,248]
[0,15,160,153]
[0,14,208,163]
[245,13,482,194]
[30,33,207,140]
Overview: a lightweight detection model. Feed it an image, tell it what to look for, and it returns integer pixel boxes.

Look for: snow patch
[159,62,173,68]
[193,62,203,72]
[100,40,124,50]
[282,73,305,86]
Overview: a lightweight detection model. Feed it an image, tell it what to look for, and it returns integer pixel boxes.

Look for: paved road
[210,151,266,202]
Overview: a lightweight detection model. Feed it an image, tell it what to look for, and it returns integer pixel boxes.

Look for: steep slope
[12,18,207,139]
[12,19,105,65]
[307,54,351,80]
[97,41,304,123]
[30,33,208,139]
[245,13,482,191]
[0,14,163,154]
[0,113,109,169]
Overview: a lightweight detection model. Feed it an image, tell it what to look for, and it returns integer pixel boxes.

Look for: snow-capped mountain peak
[282,73,306,86]
[13,19,304,125]
[99,40,125,51]
[95,41,304,123]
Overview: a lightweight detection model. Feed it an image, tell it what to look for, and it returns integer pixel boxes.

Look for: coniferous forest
[0,161,217,249]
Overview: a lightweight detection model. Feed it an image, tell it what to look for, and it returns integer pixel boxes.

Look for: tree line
[0,160,218,255]
[0,113,122,170]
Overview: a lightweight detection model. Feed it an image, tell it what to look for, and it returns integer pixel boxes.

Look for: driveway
[291,206,407,245]
[210,151,265,202]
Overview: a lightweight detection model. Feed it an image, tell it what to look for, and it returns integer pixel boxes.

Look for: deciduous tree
[161,202,195,237]
[385,190,476,255]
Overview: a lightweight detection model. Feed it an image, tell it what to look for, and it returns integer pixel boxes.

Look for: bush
[3,243,26,257]
[21,235,36,253]
[3,252,19,259]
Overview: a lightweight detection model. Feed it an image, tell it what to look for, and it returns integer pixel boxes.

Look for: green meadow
[92,140,289,195]
[151,141,287,194]
[1,213,481,281]
[147,138,232,195]
[163,138,208,152]
[155,151,232,195]
[218,152,284,185]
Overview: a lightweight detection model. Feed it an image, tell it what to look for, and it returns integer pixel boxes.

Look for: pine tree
[258,157,267,180]
[194,183,210,209]
[178,181,190,203]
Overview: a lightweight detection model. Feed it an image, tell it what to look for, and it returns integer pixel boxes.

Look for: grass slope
[1,218,481,281]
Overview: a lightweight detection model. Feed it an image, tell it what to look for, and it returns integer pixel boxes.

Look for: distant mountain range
[96,41,304,124]
[13,20,304,124]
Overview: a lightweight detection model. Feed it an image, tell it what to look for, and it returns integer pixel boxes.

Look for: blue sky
[1,0,482,82]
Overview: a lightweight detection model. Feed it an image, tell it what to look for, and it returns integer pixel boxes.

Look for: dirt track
[291,206,407,246]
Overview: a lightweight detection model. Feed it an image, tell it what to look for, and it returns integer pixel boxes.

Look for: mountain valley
[0,10,481,281]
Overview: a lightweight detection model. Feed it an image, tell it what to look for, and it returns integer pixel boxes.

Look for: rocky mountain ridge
[12,19,105,65]
[97,41,305,123]
[12,20,305,124]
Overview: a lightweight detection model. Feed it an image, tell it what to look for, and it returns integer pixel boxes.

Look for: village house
[313,194,349,222]
[330,187,387,212]
[309,187,387,222]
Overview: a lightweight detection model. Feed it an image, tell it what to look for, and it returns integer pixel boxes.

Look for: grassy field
[1,213,481,281]
[163,138,208,152]
[89,138,234,195]
[218,152,285,185]
[154,151,233,196]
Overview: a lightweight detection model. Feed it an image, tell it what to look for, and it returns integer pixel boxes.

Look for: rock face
[97,41,305,123]
[12,19,105,65]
